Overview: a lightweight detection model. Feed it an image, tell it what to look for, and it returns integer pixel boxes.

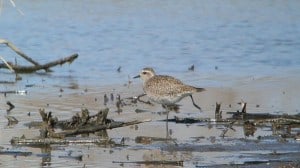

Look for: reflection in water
[142,149,187,166]
[243,121,257,137]
[94,130,109,139]
[40,146,52,167]
[272,123,293,138]
[37,130,109,167]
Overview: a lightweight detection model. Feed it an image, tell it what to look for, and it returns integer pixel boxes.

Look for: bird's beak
[133,75,140,79]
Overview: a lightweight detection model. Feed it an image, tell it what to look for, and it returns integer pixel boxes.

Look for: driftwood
[112,160,184,166]
[0,39,40,66]
[11,137,112,146]
[6,101,15,112]
[227,111,300,121]
[166,103,300,124]
[215,102,222,120]
[164,102,300,138]
[38,108,151,138]
[0,53,78,73]
[14,108,151,146]
[0,39,78,74]
[166,116,234,124]
[135,136,176,144]
[59,119,150,137]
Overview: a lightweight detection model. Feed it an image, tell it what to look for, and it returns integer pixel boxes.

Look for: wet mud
[0,78,300,168]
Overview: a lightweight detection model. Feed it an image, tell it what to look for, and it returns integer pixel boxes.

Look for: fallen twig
[0,55,15,72]
[0,39,40,66]
[165,116,234,124]
[6,101,15,112]
[25,108,151,139]
[10,137,113,146]
[255,118,300,125]
[13,107,151,146]
[58,119,151,137]
[0,38,79,73]
[215,102,222,120]
[227,111,300,121]
[112,160,183,166]
[135,136,176,144]
[0,53,78,73]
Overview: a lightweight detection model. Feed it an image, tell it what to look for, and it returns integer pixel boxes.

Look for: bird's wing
[146,75,193,96]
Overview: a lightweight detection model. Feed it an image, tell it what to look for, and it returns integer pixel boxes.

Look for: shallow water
[1,0,300,85]
[1,0,300,167]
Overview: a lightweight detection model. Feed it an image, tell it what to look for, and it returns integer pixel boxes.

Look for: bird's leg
[190,95,202,112]
[136,93,153,105]
[166,110,170,139]
[137,93,146,99]
[162,104,171,140]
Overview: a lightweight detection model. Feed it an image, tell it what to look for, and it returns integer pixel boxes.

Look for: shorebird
[134,67,205,113]
[134,67,205,139]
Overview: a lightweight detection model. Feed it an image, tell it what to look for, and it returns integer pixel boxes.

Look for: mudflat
[1,73,299,167]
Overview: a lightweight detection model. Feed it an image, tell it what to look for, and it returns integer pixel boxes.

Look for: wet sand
[0,74,300,167]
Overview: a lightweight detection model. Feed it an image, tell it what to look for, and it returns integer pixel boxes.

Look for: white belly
[148,94,186,105]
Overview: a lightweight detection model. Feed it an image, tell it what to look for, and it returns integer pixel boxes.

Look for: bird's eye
[142,72,147,75]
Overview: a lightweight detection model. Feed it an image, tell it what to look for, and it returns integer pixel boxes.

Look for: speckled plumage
[135,67,205,106]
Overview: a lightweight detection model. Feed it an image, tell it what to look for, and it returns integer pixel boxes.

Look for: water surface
[1,0,300,86]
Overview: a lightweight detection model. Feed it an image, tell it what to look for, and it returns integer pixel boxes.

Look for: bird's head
[134,67,156,82]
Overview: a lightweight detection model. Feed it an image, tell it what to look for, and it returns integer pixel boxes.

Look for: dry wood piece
[6,101,15,112]
[15,108,151,146]
[227,111,300,121]
[162,103,300,138]
[166,116,233,124]
[38,108,151,138]
[112,160,184,166]
[0,38,78,73]
[0,39,40,66]
[58,118,151,137]
[10,137,112,146]
[0,54,78,73]
[215,102,222,120]
[135,136,176,144]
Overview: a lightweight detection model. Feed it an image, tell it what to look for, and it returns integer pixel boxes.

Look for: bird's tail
[195,87,206,92]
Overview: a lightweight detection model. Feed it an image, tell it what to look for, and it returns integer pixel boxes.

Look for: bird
[134,67,205,112]
[134,67,205,139]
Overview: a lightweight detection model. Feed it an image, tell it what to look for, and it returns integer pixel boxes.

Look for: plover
[134,67,205,111]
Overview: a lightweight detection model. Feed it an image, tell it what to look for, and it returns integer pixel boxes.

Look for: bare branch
[0,39,39,66]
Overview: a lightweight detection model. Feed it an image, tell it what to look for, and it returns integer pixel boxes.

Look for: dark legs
[137,93,146,99]
[165,109,178,145]
[190,95,202,112]
[166,110,170,139]
[162,105,172,140]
